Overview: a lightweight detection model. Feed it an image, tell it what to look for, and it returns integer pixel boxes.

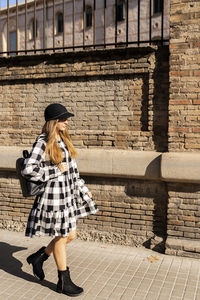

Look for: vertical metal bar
[16,0,18,54]
[0,1,1,55]
[7,0,9,54]
[53,0,55,51]
[34,0,36,53]
[83,0,85,49]
[161,0,164,44]
[149,0,152,45]
[104,0,106,48]
[138,0,140,46]
[43,0,46,51]
[73,0,75,50]
[25,0,27,54]
[46,1,48,49]
[115,0,117,47]
[63,0,65,50]
[93,0,96,48]
[126,0,129,46]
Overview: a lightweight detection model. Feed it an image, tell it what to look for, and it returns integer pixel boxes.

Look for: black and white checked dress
[22,133,98,237]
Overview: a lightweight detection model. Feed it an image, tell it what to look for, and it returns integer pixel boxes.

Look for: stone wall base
[0,220,166,253]
[0,220,26,232]
[165,237,200,259]
[76,228,166,253]
[77,229,153,247]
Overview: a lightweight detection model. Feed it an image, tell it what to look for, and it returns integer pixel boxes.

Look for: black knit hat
[44,103,74,122]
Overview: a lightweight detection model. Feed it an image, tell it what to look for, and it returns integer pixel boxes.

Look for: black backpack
[16,150,46,197]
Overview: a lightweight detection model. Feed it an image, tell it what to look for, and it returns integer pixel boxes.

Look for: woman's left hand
[88,191,92,198]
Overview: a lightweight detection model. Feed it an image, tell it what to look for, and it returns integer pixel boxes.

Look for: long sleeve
[21,137,62,183]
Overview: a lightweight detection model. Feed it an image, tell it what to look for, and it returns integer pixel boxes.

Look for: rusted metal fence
[0,0,169,56]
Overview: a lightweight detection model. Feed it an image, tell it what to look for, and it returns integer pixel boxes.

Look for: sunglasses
[58,118,68,122]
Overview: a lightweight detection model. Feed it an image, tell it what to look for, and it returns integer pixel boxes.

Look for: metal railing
[0,0,169,56]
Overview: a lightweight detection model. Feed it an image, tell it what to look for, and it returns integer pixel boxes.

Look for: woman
[22,103,98,297]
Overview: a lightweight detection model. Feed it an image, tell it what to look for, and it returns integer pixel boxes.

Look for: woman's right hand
[58,162,68,173]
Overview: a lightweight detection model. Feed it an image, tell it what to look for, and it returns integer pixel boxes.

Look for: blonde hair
[42,120,77,165]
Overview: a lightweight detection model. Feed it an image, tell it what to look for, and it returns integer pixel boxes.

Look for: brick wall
[0,47,169,151]
[79,177,168,249]
[0,46,169,249]
[169,0,200,151]
[167,183,200,240]
[165,0,200,257]
[0,171,168,249]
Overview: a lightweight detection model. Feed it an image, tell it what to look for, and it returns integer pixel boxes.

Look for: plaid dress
[22,133,98,237]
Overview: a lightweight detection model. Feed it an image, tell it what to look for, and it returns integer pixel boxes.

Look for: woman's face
[56,118,68,132]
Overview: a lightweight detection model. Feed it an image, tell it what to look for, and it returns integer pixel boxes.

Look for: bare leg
[45,230,77,270]
[53,231,83,296]
[44,238,55,256]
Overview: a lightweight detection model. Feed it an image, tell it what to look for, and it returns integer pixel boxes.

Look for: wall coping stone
[0,46,158,66]
[161,152,200,183]
[1,146,200,183]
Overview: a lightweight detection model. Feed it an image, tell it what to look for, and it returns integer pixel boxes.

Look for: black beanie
[44,103,74,122]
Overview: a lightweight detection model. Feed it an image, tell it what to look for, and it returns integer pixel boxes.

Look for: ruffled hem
[25,199,98,238]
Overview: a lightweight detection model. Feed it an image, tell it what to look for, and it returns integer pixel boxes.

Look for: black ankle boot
[27,246,49,281]
[56,267,84,297]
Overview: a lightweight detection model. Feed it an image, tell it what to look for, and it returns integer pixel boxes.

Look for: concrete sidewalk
[0,230,200,300]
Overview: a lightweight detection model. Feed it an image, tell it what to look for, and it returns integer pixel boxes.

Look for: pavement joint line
[93,260,126,299]
[105,253,137,300]
[128,254,154,300]
[143,258,167,300]
[169,258,188,300]
[81,249,111,282]
[133,254,163,300]
[95,253,134,299]
[80,255,116,299]
[155,257,178,300]
[180,260,194,300]
[188,261,200,300]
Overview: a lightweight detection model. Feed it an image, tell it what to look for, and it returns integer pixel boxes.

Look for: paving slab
[0,230,200,300]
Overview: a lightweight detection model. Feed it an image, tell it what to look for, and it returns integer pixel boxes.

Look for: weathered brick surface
[0,170,168,248]
[167,183,200,240]
[169,0,200,151]
[0,47,169,152]
[162,0,200,257]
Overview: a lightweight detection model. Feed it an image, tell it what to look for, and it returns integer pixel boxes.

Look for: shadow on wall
[141,73,149,132]
[143,155,168,253]
[124,167,168,254]
[140,46,169,152]
[152,46,169,152]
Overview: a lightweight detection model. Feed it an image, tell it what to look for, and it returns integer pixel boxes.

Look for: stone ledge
[161,152,200,183]
[1,147,200,183]
[0,146,161,180]
[77,149,161,180]
[165,237,200,258]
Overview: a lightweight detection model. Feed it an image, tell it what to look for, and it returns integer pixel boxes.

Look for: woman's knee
[67,230,76,243]
[53,231,76,244]
[54,236,68,245]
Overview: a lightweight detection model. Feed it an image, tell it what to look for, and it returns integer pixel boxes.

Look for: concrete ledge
[1,146,200,183]
[0,146,25,171]
[0,146,161,180]
[161,152,200,183]
[77,149,161,180]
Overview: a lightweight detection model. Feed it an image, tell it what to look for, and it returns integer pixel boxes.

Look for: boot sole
[56,289,84,297]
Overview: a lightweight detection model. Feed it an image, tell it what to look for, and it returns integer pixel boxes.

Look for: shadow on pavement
[0,242,56,292]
